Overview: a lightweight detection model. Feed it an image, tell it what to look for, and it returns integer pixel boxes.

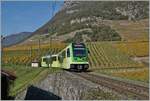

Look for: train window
[67,48,70,57]
[59,55,63,63]
[43,58,49,64]
[62,51,66,58]
[73,48,86,57]
[58,56,61,61]
[52,57,56,61]
[43,58,47,62]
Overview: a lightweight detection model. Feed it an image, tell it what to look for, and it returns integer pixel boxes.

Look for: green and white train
[41,43,89,71]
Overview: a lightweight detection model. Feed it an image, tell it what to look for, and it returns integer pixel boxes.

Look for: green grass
[2,64,61,96]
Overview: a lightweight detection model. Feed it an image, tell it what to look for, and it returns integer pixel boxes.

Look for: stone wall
[15,71,120,100]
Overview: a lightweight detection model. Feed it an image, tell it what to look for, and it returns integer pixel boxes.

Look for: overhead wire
[49,0,56,67]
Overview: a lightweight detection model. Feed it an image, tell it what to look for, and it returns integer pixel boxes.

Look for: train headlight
[77,65,82,70]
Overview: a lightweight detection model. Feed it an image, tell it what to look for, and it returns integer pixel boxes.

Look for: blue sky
[1,1,64,36]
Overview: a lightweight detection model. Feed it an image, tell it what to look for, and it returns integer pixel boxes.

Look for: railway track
[72,72,149,100]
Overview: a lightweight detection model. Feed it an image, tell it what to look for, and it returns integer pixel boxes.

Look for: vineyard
[86,42,148,83]
[113,41,149,57]
[86,42,143,69]
[111,68,149,83]
[2,42,145,69]
[2,42,66,65]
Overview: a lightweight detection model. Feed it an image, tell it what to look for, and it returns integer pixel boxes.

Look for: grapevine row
[86,42,143,69]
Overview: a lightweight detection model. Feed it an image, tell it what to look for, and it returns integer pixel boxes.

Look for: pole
[47,0,56,68]
[1,36,4,65]
[30,46,32,64]
[38,39,41,59]
[50,36,52,68]
[1,36,6,66]
[49,35,51,68]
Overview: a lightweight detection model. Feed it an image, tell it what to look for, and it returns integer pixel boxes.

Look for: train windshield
[72,43,87,57]
[73,48,86,57]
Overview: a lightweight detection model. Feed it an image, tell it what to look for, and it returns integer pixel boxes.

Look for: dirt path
[132,56,149,66]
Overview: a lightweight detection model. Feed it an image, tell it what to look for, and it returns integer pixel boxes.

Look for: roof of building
[1,69,16,80]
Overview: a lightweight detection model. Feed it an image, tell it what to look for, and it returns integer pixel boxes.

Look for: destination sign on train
[74,48,85,50]
[73,43,85,47]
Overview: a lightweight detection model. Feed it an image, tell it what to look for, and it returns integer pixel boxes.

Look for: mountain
[22,1,149,44]
[2,32,33,47]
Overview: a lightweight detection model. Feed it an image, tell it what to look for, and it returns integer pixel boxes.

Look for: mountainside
[23,1,149,44]
[2,32,32,47]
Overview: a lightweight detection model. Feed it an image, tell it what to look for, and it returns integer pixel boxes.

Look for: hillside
[104,19,149,41]
[2,32,32,47]
[21,1,149,44]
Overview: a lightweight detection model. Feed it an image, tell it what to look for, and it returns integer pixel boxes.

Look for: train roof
[42,54,58,58]
[57,42,86,55]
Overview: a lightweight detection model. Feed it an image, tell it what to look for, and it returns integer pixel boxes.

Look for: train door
[41,57,49,67]
[51,56,61,68]
[62,51,67,69]
[66,48,71,68]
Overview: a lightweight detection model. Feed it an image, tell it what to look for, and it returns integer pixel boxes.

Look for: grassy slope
[2,65,61,96]
[104,19,149,41]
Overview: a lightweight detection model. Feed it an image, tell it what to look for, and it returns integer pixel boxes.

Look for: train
[41,43,89,71]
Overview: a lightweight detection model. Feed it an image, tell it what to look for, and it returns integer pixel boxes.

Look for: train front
[70,43,89,71]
